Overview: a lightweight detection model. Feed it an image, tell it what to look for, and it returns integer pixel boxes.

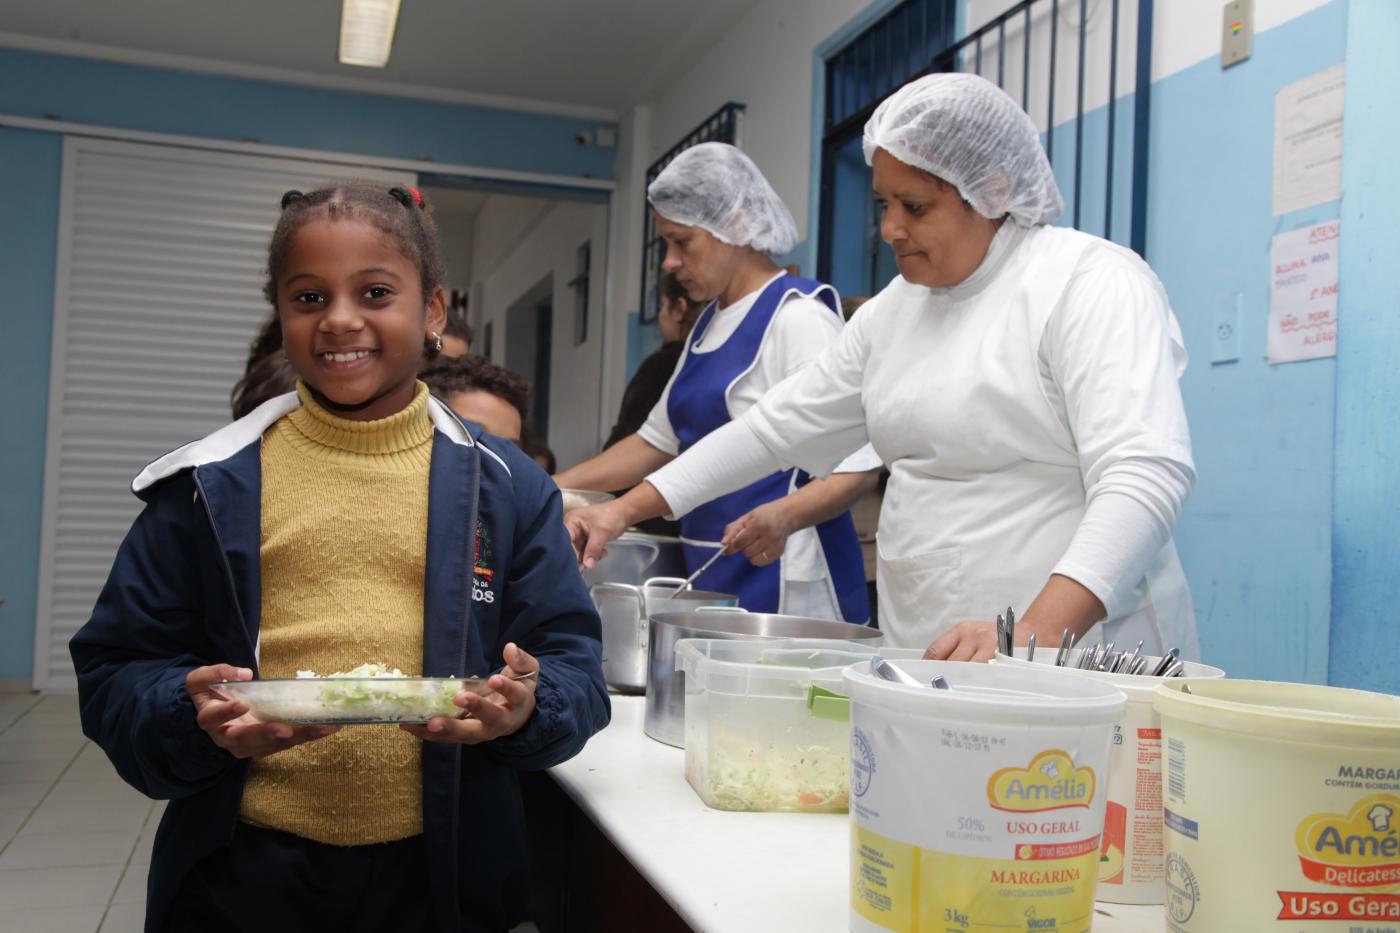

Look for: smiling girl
[70,182,609,933]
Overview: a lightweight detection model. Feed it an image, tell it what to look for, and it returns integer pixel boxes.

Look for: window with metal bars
[818,0,1154,300]
[638,102,745,323]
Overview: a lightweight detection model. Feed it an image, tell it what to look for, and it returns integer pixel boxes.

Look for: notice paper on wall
[1273,64,1345,216]
[1267,220,1338,364]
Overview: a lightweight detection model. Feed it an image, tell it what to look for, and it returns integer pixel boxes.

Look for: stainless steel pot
[643,608,882,747]
[589,578,738,694]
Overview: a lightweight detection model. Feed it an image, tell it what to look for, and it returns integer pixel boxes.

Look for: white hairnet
[647,142,798,254]
[862,73,1064,227]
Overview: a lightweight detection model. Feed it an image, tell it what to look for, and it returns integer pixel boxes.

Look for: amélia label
[1277,793,1400,921]
[988,750,1096,813]
[851,742,1107,933]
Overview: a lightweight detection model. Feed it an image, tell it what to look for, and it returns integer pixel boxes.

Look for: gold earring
[432,331,443,352]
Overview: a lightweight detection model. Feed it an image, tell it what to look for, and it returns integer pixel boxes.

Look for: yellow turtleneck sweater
[240,381,433,846]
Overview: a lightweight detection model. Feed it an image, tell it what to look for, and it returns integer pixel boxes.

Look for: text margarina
[1339,766,1400,782]
[989,867,1081,885]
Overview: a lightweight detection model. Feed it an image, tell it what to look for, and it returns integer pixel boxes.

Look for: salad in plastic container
[676,640,922,813]
[209,663,512,725]
[690,733,850,812]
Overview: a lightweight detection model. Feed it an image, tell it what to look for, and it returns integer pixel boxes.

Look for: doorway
[423,182,609,470]
[506,276,554,441]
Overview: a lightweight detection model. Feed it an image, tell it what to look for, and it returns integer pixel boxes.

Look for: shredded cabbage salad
[287,663,462,722]
[694,734,850,812]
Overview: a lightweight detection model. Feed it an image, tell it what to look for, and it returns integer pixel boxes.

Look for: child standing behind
[69,183,610,933]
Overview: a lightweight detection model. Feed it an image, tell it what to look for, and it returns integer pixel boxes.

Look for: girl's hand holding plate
[401,643,539,744]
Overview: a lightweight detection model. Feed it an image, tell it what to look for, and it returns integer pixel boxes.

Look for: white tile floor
[0,692,541,933]
[0,692,158,933]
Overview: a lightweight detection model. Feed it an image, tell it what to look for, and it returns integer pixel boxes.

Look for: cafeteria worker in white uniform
[557,142,881,624]
[567,73,1199,661]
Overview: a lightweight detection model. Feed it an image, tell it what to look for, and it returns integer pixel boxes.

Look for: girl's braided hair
[263,182,446,306]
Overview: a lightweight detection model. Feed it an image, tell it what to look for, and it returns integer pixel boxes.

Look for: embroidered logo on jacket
[472,519,496,604]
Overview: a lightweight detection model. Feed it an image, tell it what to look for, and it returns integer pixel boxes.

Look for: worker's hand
[923,621,1001,663]
[564,501,630,570]
[402,643,540,744]
[722,501,795,567]
[187,664,341,759]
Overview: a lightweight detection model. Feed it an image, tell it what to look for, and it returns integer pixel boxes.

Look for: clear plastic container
[674,638,920,813]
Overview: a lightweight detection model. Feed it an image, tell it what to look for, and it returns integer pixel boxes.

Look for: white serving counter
[549,695,1165,933]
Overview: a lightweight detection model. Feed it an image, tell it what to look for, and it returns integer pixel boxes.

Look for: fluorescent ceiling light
[339,0,401,68]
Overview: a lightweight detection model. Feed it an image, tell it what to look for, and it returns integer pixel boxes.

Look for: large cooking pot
[589,578,738,693]
[644,608,882,747]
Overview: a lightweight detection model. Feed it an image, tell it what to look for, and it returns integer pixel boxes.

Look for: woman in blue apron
[556,143,877,623]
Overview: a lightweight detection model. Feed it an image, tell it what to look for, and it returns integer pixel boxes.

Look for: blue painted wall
[1147,2,1347,684]
[0,49,615,682]
[0,128,62,681]
[984,3,1364,688]
[954,4,1348,685]
[1331,0,1400,694]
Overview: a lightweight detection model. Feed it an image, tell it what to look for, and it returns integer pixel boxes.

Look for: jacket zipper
[193,472,259,676]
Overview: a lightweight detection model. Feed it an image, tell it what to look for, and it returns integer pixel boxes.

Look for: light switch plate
[1212,292,1241,364]
[1222,0,1253,69]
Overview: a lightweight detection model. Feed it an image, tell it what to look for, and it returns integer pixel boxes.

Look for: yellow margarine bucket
[994,647,1226,906]
[843,659,1126,932]
[1154,680,1400,932]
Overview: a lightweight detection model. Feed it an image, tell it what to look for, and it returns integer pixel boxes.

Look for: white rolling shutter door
[35,138,415,690]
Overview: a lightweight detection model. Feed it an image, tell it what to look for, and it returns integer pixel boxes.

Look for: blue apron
[667,275,869,623]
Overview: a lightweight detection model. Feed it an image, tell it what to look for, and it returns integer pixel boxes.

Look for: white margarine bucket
[842,659,1126,933]
[1154,680,1400,932]
[994,648,1226,905]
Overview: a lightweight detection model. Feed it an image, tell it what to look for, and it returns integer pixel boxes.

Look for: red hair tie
[408,187,424,207]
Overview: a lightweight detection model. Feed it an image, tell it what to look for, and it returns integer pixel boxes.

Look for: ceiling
[0,0,758,118]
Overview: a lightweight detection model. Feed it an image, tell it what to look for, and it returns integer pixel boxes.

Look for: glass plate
[208,675,522,725]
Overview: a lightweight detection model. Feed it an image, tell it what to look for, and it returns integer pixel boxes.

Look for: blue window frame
[818,0,1155,300]
[819,0,959,301]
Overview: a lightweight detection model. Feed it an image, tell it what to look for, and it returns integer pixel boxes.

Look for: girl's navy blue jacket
[69,392,611,933]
